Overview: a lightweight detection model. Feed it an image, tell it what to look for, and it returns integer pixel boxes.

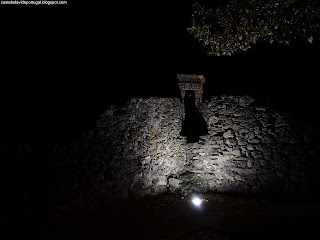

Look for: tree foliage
[187,0,320,56]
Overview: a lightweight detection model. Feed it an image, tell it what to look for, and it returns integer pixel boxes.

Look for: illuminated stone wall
[57,97,188,199]
[174,95,318,196]
[56,96,319,200]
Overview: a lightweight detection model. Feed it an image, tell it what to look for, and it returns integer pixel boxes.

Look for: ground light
[192,196,202,207]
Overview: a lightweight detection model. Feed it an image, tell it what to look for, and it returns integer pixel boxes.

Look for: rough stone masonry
[56,95,320,200]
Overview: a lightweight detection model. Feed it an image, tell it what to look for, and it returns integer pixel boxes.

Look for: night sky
[2,1,320,147]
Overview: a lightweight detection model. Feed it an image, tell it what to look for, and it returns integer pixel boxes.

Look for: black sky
[1,1,319,146]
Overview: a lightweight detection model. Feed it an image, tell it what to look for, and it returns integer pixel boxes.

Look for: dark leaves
[187,0,320,56]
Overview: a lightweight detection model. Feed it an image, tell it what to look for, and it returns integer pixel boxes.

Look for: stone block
[218,154,233,161]
[234,168,256,175]
[192,149,202,153]
[248,138,260,144]
[211,159,220,165]
[237,137,247,145]
[226,138,237,146]
[223,130,234,138]
[230,149,241,156]
[168,178,180,188]
[235,175,242,181]
[211,144,221,148]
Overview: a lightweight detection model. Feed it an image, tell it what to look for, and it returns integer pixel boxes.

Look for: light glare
[192,197,202,206]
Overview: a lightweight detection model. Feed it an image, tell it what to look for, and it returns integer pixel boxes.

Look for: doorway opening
[180,90,208,143]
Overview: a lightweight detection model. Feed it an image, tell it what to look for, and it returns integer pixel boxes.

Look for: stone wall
[56,96,320,201]
[177,95,319,196]
[56,97,187,200]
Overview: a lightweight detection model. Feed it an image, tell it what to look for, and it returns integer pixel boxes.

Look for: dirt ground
[3,193,320,240]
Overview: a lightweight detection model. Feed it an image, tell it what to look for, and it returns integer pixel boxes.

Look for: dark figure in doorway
[180,90,208,142]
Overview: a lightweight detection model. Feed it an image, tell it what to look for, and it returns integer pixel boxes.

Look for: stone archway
[177,74,205,107]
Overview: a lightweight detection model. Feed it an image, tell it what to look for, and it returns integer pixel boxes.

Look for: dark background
[1,0,319,147]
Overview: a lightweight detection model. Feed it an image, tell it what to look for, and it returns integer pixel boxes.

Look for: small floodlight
[192,196,202,207]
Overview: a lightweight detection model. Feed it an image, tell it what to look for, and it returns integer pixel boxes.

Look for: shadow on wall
[180,90,208,142]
